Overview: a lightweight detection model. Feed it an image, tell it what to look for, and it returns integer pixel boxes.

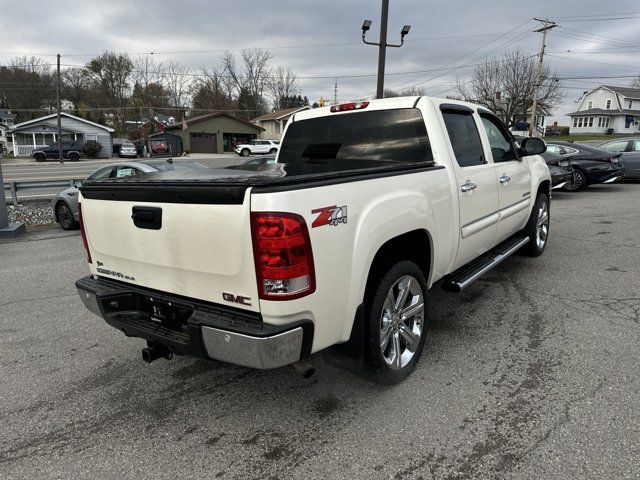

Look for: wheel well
[537,180,551,199]
[364,229,431,303]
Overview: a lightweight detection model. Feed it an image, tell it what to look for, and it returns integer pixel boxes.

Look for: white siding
[577,88,618,111]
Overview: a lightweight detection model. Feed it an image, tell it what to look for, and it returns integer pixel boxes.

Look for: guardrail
[3,178,80,206]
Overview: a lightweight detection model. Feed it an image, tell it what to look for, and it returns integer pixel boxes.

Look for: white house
[0,110,16,152]
[568,85,640,135]
[9,112,114,157]
[252,106,311,140]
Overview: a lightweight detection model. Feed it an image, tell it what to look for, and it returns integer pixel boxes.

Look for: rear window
[279,108,433,170]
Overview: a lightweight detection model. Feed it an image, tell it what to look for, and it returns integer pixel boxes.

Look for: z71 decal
[312,205,348,228]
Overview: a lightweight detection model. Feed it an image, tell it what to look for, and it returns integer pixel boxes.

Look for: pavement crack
[0,293,76,308]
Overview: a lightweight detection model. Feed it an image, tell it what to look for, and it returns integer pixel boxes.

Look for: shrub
[83,140,102,158]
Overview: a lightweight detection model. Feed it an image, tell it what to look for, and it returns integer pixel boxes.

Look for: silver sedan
[52,159,206,230]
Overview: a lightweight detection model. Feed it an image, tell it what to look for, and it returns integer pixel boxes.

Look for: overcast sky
[3,0,640,122]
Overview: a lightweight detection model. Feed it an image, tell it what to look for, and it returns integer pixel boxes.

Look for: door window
[601,140,629,153]
[480,115,518,162]
[442,111,485,167]
[633,140,640,151]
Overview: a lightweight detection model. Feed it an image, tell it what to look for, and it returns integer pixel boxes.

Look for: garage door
[190,132,217,153]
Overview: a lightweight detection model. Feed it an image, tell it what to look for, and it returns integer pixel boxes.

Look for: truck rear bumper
[75,275,312,369]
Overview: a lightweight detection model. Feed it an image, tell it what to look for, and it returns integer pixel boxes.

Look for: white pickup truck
[76,96,551,384]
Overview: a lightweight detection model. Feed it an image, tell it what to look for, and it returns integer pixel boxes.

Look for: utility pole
[362,0,411,99]
[528,18,557,138]
[56,53,64,164]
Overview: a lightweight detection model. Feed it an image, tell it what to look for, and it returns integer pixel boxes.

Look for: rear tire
[364,260,428,385]
[34,153,46,162]
[69,152,80,162]
[269,148,277,154]
[522,193,549,257]
[563,169,587,191]
[241,148,250,157]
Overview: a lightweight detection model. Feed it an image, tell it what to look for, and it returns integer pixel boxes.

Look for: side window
[633,140,640,151]
[88,167,113,181]
[442,111,485,167]
[546,145,560,155]
[113,166,140,178]
[601,140,628,153]
[480,115,517,162]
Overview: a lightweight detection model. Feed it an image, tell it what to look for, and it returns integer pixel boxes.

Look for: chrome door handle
[499,175,511,184]
[460,182,477,192]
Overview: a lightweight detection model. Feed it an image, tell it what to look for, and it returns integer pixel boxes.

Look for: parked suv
[33,141,84,162]
[234,139,279,156]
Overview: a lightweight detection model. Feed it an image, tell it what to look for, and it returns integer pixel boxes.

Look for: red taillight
[78,203,92,264]
[330,101,369,113]
[251,212,315,300]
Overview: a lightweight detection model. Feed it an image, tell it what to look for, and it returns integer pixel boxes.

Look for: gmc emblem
[222,292,252,306]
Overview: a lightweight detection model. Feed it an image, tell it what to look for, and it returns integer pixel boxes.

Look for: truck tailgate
[80,190,259,312]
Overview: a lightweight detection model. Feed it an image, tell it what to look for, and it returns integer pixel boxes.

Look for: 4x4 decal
[312,205,348,228]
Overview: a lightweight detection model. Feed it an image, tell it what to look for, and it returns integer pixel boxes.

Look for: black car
[541,151,573,190]
[33,141,84,162]
[545,141,623,191]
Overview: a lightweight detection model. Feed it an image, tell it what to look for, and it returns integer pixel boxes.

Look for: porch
[11,128,83,157]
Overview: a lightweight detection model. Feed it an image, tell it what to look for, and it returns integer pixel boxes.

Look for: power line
[0,30,543,59]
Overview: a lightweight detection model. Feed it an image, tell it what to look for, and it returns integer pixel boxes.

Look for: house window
[589,117,594,127]
[275,121,281,134]
[573,118,578,128]
[85,133,98,142]
[578,118,583,128]
[598,117,602,128]
[606,99,611,109]
[629,100,633,109]
[588,100,593,109]
[604,117,610,128]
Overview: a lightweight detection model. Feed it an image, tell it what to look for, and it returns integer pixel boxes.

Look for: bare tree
[192,66,234,112]
[10,56,51,76]
[222,48,272,118]
[163,60,193,109]
[86,51,134,129]
[268,66,299,109]
[456,49,562,126]
[383,86,425,98]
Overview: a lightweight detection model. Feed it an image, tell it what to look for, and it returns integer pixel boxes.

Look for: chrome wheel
[379,275,424,370]
[536,200,549,249]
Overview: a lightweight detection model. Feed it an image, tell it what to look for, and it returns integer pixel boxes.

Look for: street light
[361,0,411,99]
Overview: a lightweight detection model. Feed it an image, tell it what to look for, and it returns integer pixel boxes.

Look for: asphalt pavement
[0,184,639,479]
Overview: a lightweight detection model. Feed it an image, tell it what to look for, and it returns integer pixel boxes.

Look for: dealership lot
[1,184,639,479]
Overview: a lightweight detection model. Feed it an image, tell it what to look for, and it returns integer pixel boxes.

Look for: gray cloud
[3,0,640,119]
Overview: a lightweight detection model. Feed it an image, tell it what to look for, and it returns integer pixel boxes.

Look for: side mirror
[74,180,84,188]
[521,137,546,156]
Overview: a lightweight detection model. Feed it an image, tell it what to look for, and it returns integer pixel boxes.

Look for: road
[1,184,639,479]
[2,155,244,201]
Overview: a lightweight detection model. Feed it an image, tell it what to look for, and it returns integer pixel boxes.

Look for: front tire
[522,192,549,257]
[56,202,78,230]
[269,148,277,154]
[34,153,46,162]
[364,260,428,385]
[69,153,80,162]
[241,148,250,157]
